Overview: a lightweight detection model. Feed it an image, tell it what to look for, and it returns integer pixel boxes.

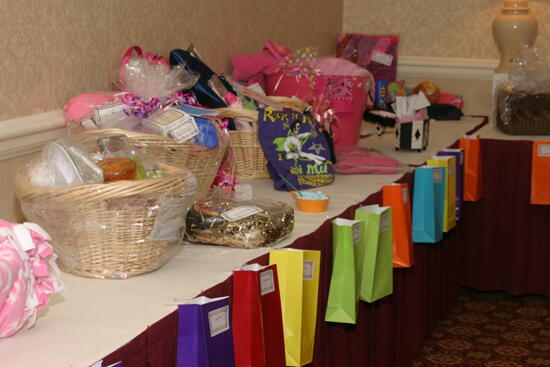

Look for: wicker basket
[217,96,309,180]
[71,127,228,198]
[15,163,196,279]
[496,89,550,135]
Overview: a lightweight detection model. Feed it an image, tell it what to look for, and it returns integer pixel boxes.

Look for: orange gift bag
[459,135,483,202]
[382,183,414,268]
[531,141,550,205]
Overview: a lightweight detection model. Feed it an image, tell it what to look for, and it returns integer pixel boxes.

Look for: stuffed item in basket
[0,221,63,338]
[258,109,334,191]
[185,198,294,248]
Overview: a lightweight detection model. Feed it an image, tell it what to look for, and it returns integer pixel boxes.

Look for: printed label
[380,213,390,233]
[149,198,186,241]
[186,175,197,193]
[433,168,443,183]
[167,115,200,143]
[222,206,262,222]
[372,51,393,66]
[234,184,253,201]
[538,144,550,157]
[260,269,275,295]
[460,153,464,165]
[448,163,454,177]
[303,260,314,281]
[208,305,230,338]
[81,119,98,130]
[93,103,127,128]
[402,187,409,205]
[352,223,361,244]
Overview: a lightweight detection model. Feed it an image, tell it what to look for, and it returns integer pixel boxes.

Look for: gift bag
[325,218,361,324]
[427,156,457,232]
[412,166,445,243]
[354,205,393,302]
[382,183,414,268]
[258,110,335,191]
[336,34,400,83]
[177,296,235,367]
[438,148,464,220]
[232,264,286,367]
[531,141,550,205]
[459,135,483,202]
[269,249,321,366]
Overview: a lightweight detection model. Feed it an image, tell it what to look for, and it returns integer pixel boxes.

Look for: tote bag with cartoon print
[258,109,334,191]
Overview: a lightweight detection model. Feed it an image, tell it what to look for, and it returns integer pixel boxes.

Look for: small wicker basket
[217,96,309,180]
[71,127,228,198]
[15,163,196,279]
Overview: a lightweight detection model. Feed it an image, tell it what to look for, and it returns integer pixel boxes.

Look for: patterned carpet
[413,288,550,367]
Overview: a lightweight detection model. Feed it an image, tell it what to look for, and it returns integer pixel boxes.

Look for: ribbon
[275,47,320,91]
[118,91,199,118]
[310,93,338,132]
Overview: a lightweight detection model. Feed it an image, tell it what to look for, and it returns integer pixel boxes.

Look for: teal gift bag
[412,166,446,243]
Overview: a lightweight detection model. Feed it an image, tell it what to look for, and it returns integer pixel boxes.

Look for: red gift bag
[531,141,550,205]
[382,183,414,268]
[232,264,286,367]
[459,135,483,202]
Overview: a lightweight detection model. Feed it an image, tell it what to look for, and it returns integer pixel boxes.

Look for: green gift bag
[325,218,362,324]
[355,205,393,303]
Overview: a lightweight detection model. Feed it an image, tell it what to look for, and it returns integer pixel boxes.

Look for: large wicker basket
[217,96,309,180]
[15,163,196,279]
[71,127,228,198]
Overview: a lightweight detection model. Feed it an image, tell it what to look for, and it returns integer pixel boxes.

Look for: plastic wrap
[15,140,198,279]
[496,47,550,135]
[185,198,294,248]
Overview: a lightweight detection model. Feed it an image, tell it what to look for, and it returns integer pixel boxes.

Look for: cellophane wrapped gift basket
[496,47,550,135]
[66,46,229,199]
[15,137,197,279]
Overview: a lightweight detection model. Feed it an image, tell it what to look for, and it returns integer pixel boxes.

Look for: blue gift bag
[177,296,235,367]
[412,166,446,243]
[257,109,335,191]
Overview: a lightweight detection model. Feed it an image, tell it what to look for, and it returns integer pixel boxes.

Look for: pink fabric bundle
[0,220,63,338]
[333,146,406,174]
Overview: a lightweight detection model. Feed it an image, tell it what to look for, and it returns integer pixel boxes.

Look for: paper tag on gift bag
[433,167,443,183]
[538,144,550,157]
[401,187,409,204]
[260,269,275,295]
[303,260,314,281]
[222,206,262,222]
[352,223,361,244]
[208,305,230,338]
[372,51,393,66]
[380,212,390,232]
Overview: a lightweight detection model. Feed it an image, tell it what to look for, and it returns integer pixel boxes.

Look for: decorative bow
[310,93,337,132]
[118,91,199,118]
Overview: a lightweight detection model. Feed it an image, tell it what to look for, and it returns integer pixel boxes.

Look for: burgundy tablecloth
[102,132,550,367]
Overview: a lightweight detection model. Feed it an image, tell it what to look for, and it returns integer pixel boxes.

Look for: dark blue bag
[258,109,335,191]
[170,49,235,109]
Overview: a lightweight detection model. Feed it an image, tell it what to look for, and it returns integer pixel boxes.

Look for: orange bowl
[291,191,330,213]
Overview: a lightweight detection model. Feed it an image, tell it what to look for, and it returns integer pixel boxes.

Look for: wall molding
[0,56,499,161]
[0,110,66,161]
[398,56,499,81]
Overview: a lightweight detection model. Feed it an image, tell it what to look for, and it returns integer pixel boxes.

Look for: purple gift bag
[177,296,235,367]
[437,149,464,220]
[258,109,335,191]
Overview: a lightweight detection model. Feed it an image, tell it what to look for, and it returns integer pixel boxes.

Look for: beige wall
[0,0,343,222]
[344,0,549,59]
[0,0,343,121]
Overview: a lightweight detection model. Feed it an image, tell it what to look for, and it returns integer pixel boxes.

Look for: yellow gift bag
[269,249,321,367]
[427,155,456,232]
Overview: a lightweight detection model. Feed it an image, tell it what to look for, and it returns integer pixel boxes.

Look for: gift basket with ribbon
[65,46,229,199]
[15,136,197,279]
